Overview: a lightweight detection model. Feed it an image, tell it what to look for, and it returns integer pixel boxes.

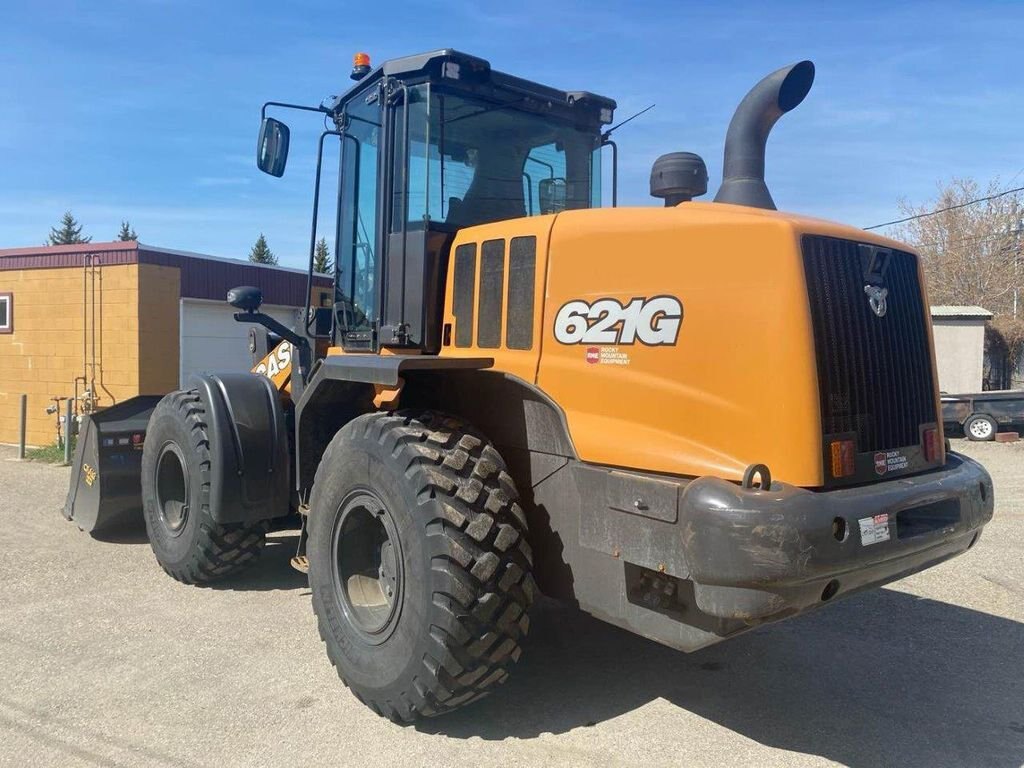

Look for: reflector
[923,427,940,462]
[830,439,855,478]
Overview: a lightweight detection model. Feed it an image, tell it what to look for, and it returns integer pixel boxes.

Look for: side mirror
[539,178,567,214]
[257,117,290,177]
[228,285,263,313]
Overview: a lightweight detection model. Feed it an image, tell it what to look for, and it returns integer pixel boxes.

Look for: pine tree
[47,211,92,245]
[313,237,333,274]
[249,233,278,265]
[117,220,138,241]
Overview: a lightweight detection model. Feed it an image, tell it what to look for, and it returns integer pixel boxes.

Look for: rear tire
[308,410,535,722]
[965,414,997,441]
[141,390,268,584]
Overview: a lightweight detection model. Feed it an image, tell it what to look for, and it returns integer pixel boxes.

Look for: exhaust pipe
[714,60,815,210]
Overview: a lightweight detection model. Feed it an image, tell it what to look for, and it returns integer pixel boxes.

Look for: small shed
[0,241,331,447]
[929,305,993,394]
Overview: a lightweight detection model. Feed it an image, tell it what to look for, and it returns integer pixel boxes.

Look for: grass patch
[25,439,75,464]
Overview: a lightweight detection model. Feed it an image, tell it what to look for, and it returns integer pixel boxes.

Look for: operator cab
[257,50,615,356]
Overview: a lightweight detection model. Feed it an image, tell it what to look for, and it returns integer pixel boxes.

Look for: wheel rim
[331,489,403,643]
[970,419,993,439]
[155,443,189,536]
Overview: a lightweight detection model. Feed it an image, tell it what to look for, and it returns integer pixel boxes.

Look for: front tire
[308,410,535,722]
[141,390,268,584]
[965,414,997,441]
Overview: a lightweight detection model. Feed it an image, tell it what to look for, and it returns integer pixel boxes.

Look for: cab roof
[330,49,616,127]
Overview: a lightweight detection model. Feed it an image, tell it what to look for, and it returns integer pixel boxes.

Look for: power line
[865,184,1024,230]
[913,228,1020,250]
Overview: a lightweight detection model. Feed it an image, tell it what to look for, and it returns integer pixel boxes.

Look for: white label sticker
[858,513,891,546]
[553,296,683,346]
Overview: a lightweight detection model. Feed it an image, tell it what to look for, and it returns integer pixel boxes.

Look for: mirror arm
[233,311,312,384]
[261,101,330,120]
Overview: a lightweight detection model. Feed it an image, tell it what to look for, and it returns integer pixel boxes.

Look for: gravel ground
[0,440,1022,768]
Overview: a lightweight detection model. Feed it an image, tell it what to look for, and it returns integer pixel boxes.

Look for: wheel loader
[65,49,994,722]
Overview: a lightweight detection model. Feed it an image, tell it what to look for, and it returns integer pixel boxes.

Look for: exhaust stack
[714,60,815,210]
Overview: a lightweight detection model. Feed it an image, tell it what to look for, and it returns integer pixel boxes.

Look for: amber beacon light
[351,52,371,81]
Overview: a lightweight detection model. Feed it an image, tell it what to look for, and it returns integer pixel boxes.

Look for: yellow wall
[138,264,182,395]
[0,263,181,447]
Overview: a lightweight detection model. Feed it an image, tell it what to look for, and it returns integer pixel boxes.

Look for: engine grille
[802,235,937,452]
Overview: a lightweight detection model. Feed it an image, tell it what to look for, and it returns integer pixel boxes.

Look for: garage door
[179,299,304,387]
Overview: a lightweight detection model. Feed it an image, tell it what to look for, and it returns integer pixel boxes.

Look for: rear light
[923,427,940,462]
[829,439,855,478]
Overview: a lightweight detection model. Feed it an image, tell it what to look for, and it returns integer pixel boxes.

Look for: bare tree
[891,178,1023,318]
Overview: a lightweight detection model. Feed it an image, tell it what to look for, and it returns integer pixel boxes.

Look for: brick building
[0,241,330,447]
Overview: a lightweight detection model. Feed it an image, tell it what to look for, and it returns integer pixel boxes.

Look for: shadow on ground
[88,519,307,592]
[209,533,307,592]
[420,590,1024,767]
[88,519,150,545]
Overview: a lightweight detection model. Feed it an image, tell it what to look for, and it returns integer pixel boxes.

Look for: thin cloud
[196,176,252,187]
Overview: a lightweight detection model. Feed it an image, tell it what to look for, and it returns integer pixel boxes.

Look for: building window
[0,293,11,334]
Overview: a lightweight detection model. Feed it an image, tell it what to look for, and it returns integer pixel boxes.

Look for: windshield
[394,86,602,231]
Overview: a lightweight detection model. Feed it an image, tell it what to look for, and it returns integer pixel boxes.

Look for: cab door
[336,93,382,351]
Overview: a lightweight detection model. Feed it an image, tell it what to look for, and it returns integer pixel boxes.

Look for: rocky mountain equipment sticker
[585,346,631,365]
[874,450,910,476]
[859,513,890,546]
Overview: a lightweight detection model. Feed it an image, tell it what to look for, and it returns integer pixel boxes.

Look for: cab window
[393,87,601,231]
[337,95,381,331]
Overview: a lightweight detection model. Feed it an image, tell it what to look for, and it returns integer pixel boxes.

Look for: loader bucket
[64,395,162,534]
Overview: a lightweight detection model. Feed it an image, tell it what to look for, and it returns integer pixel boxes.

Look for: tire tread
[147,390,267,584]
[311,410,534,721]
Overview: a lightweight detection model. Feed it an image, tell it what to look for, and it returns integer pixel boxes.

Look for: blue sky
[2,1,1023,267]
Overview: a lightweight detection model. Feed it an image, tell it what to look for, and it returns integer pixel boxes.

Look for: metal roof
[929,305,994,319]
[0,241,331,307]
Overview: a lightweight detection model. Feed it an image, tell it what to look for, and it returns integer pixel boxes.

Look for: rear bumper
[677,451,993,621]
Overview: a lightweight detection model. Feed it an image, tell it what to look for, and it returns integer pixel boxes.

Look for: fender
[293,354,493,488]
[189,372,291,523]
